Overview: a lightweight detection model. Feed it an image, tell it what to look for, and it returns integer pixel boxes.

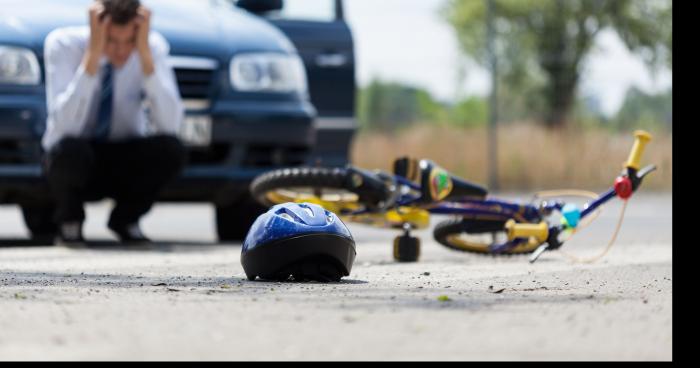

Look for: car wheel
[216,196,269,242]
[21,204,58,243]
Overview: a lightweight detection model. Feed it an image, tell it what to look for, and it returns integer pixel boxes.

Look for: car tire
[21,204,58,243]
[216,196,269,242]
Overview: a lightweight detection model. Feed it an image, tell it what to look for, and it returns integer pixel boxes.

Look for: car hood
[0,0,296,60]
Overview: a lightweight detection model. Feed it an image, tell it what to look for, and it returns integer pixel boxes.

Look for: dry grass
[350,123,672,191]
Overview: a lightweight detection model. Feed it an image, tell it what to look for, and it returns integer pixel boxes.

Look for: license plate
[179,115,212,146]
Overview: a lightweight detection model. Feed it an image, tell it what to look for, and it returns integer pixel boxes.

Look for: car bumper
[0,164,284,206]
[0,97,318,205]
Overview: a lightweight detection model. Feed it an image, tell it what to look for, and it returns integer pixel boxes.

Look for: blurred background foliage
[356,0,672,133]
[356,78,672,133]
[353,0,671,190]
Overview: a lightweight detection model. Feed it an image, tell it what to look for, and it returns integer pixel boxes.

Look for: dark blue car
[0,0,356,241]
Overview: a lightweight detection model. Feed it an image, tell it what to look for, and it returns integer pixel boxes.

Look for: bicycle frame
[341,171,624,254]
[283,130,654,257]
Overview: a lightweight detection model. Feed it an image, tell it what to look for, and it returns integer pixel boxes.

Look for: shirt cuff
[142,71,163,97]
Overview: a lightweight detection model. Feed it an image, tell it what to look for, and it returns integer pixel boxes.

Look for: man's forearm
[143,62,183,135]
[139,47,155,76]
[82,50,102,76]
[45,62,100,143]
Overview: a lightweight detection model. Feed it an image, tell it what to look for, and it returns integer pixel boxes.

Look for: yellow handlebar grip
[505,220,549,243]
[625,130,653,171]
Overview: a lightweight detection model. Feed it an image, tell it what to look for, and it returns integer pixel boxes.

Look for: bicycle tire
[433,217,541,255]
[250,167,389,211]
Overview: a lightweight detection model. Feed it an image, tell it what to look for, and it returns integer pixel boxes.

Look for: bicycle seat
[394,157,488,201]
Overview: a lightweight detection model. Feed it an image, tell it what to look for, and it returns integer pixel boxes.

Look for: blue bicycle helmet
[241,202,356,282]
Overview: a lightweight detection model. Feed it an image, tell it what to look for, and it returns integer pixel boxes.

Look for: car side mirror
[236,0,283,15]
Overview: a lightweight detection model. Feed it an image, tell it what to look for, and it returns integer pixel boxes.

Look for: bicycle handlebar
[625,130,653,171]
[501,130,655,261]
[507,130,655,250]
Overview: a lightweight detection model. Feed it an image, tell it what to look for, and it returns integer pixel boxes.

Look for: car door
[265,0,357,166]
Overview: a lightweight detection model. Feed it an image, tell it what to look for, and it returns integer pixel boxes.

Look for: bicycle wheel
[433,218,541,255]
[250,167,389,213]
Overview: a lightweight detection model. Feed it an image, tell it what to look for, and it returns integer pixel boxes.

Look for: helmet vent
[302,206,315,218]
[275,208,305,223]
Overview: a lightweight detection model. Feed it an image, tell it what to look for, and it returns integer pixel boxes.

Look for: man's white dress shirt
[42,26,184,151]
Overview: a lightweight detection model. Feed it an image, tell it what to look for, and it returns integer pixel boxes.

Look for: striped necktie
[93,63,113,140]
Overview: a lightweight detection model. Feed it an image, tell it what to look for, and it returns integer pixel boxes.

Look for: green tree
[449,96,488,127]
[614,87,672,132]
[572,94,608,130]
[357,79,447,131]
[443,0,672,128]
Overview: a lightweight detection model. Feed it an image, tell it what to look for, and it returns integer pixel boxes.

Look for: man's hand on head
[135,6,154,76]
[83,2,111,76]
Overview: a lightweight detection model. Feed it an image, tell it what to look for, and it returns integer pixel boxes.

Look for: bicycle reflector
[614,176,633,199]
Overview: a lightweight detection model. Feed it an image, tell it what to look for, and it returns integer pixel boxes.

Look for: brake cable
[532,189,628,263]
[532,189,602,231]
[558,199,628,264]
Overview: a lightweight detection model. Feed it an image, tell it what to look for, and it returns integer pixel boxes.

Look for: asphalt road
[0,192,672,361]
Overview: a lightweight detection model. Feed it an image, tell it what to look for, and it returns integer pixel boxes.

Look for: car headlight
[0,46,41,85]
[230,53,307,95]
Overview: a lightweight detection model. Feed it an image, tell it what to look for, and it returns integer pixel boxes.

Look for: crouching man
[42,0,186,245]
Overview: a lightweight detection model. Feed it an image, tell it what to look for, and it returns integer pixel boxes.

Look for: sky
[340,0,672,117]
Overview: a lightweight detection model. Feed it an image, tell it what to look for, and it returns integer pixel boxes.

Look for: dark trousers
[43,135,187,228]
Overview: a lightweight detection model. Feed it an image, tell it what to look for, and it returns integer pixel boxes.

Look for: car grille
[168,56,311,168]
[169,56,219,100]
[174,68,215,99]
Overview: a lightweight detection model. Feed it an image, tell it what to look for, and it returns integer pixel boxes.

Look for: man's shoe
[56,222,86,248]
[109,223,151,244]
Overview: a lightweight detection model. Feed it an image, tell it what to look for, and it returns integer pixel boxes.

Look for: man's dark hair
[100,0,141,25]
